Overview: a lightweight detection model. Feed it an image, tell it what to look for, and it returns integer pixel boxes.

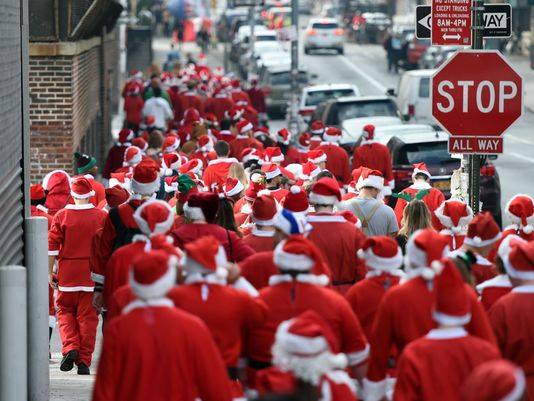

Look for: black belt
[332,280,356,286]
[248,358,271,370]
[227,367,239,381]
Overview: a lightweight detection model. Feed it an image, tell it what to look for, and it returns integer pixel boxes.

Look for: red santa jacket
[167,279,267,367]
[351,142,394,185]
[171,223,254,263]
[307,212,367,291]
[48,204,107,292]
[180,92,204,115]
[239,250,332,290]
[124,94,144,126]
[92,302,232,401]
[489,286,534,401]
[476,274,511,310]
[470,253,498,285]
[246,87,266,113]
[345,271,402,338]
[247,274,369,369]
[269,187,289,203]
[73,174,106,207]
[103,144,128,179]
[204,96,234,122]
[31,204,53,226]
[393,182,445,229]
[202,157,238,190]
[283,147,307,166]
[317,143,350,185]
[366,276,497,395]
[440,229,466,251]
[393,327,500,401]
[243,228,276,253]
[229,137,264,160]
[167,86,184,120]
[231,90,252,106]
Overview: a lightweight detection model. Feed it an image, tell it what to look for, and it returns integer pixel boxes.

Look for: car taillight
[307,29,317,36]
[408,104,415,117]
[262,86,272,95]
[480,165,495,177]
[333,28,344,36]
[394,169,412,182]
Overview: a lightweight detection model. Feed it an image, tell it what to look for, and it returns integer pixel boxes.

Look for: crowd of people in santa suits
[29,59,534,401]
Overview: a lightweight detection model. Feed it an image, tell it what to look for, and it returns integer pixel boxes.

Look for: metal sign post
[248,5,256,77]
[288,0,300,134]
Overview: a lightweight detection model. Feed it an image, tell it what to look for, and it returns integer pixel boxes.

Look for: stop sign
[432,50,523,136]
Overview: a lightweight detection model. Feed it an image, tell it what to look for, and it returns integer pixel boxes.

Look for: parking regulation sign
[431,0,472,46]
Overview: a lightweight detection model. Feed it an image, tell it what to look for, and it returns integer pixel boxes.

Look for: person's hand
[92,292,104,314]
[226,263,241,284]
[48,274,58,289]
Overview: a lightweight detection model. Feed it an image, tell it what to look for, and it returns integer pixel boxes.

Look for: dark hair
[214,140,230,157]
[220,119,232,131]
[244,160,262,171]
[148,130,164,149]
[316,170,334,180]
[216,197,242,237]
[414,172,429,181]
[150,73,159,80]
[153,87,162,97]
[31,198,46,206]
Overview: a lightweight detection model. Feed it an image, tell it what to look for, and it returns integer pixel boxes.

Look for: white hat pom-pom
[430,260,444,274]
[290,185,301,194]
[251,173,262,183]
[422,267,435,281]
[215,267,229,280]
[523,225,534,234]
[329,353,348,369]
[164,168,173,177]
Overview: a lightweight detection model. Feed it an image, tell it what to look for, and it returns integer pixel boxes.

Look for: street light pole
[248,5,256,78]
[288,0,299,134]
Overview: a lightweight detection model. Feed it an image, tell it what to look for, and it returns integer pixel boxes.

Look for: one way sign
[416,4,512,40]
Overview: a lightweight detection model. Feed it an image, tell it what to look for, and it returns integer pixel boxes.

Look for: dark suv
[387,132,502,226]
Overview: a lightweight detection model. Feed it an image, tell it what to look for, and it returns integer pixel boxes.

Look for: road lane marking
[507,134,534,146]
[337,55,388,93]
[508,151,534,164]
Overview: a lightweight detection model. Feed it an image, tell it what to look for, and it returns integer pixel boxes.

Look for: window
[312,23,339,29]
[336,100,397,122]
[418,77,430,98]
[305,89,356,106]
[400,142,459,166]
[269,71,309,85]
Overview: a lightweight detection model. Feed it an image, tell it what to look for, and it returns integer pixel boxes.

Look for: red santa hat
[310,120,325,135]
[272,310,347,385]
[242,147,262,163]
[123,146,142,166]
[118,128,134,144]
[273,209,311,236]
[359,236,403,271]
[145,115,156,127]
[307,150,327,165]
[339,210,361,228]
[505,194,534,235]
[179,159,203,175]
[183,236,228,279]
[105,186,130,208]
[162,135,181,154]
[322,127,342,143]
[133,200,175,237]
[181,108,201,126]
[274,235,319,272]
[502,238,534,281]
[197,135,214,153]
[261,163,282,180]
[412,162,431,180]
[464,212,501,247]
[435,199,474,234]
[223,177,245,197]
[252,195,277,224]
[277,128,290,145]
[282,186,309,214]
[245,174,266,202]
[254,126,269,138]
[30,183,46,200]
[70,177,95,199]
[109,172,132,190]
[460,359,526,401]
[225,107,244,121]
[42,170,71,192]
[129,250,178,300]
[131,161,161,195]
[263,147,285,163]
[356,168,384,191]
[298,132,311,150]
[405,229,450,279]
[131,137,148,152]
[300,161,321,181]
[362,124,375,141]
[237,119,253,135]
[162,152,182,176]
[432,258,471,325]
[309,177,341,205]
[183,192,219,223]
[346,180,358,195]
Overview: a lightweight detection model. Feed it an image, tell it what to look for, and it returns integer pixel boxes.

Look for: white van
[394,70,434,124]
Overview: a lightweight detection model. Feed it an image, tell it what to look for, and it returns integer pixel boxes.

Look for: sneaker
[60,350,79,372]
[77,363,90,375]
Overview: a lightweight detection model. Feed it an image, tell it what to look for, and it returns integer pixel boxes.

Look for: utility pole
[248,5,256,78]
[468,0,484,213]
[288,0,299,134]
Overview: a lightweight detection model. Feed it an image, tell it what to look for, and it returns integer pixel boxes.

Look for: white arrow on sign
[443,33,461,40]
[418,14,432,30]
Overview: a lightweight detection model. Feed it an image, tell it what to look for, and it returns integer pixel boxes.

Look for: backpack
[109,206,142,251]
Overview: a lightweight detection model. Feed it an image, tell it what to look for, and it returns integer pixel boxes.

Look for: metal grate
[0,166,24,266]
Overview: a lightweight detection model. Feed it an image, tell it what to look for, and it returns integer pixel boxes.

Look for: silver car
[304,18,345,54]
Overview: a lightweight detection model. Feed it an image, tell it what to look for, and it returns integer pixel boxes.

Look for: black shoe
[60,350,79,372]
[77,363,90,375]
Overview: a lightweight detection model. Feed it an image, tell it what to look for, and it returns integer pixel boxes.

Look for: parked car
[298,83,361,123]
[230,25,269,62]
[304,18,345,54]
[392,69,434,124]
[216,8,249,42]
[341,116,403,146]
[371,124,436,145]
[387,132,502,225]
[259,65,313,117]
[419,45,459,69]
[239,41,287,76]
[361,12,391,44]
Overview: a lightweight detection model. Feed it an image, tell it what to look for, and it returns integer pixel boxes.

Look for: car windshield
[305,89,356,106]
[419,77,430,98]
[337,100,397,122]
[312,23,338,29]
[270,71,308,85]
[400,142,458,165]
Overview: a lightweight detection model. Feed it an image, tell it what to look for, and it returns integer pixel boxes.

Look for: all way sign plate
[448,136,503,154]
[417,4,512,40]
[431,0,472,46]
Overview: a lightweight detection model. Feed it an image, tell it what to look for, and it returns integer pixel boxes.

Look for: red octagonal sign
[432,50,523,137]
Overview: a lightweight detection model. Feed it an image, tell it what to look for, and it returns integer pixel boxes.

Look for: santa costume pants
[49,285,56,330]
[56,291,98,366]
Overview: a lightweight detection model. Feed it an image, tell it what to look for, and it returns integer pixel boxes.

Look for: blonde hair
[229,162,249,187]
[399,199,433,237]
